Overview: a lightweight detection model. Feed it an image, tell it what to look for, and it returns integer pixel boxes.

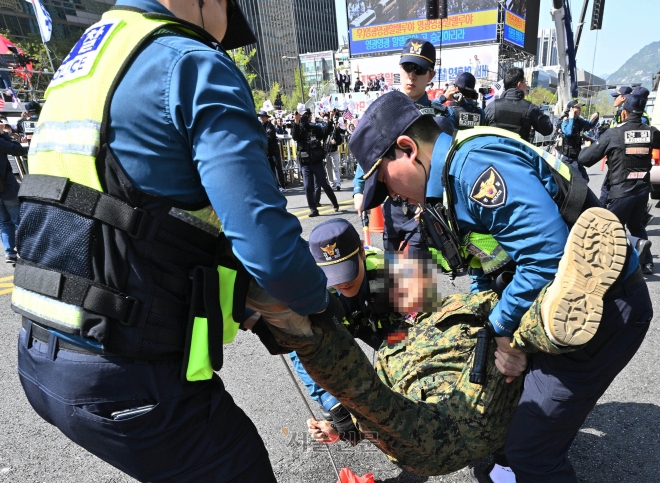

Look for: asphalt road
[1,163,659,483]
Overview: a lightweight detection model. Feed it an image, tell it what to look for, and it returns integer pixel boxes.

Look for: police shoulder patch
[469,166,507,208]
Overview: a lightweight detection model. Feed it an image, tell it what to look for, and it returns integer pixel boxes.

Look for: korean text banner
[503,9,526,48]
[350,11,498,56]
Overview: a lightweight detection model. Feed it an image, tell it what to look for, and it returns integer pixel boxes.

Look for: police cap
[309,218,362,287]
[349,91,421,211]
[610,86,632,98]
[624,86,650,113]
[399,38,436,72]
[566,100,584,109]
[455,72,476,93]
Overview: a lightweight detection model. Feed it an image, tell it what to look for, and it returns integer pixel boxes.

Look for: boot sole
[543,208,628,346]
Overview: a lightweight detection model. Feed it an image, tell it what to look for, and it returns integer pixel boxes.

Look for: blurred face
[323,116,329,123]
[574,106,582,117]
[332,251,365,298]
[400,63,435,101]
[614,95,626,107]
[259,115,268,124]
[388,254,441,313]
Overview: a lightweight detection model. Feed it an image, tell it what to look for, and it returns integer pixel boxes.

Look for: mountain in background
[606,41,660,89]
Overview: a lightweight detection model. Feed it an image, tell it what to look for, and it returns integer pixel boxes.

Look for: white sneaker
[541,208,627,346]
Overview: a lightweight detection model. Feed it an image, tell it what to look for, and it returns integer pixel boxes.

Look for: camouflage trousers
[248,283,573,476]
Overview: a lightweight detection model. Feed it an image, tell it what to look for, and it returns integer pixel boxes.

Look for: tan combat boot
[541,207,628,346]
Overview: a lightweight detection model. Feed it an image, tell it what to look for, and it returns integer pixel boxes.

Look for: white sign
[350,44,500,88]
[624,130,650,144]
[50,19,121,88]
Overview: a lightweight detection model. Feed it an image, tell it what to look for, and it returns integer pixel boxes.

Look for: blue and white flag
[27,0,52,43]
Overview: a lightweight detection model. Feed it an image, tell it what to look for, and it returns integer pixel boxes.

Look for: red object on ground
[362,226,371,247]
[369,206,384,234]
[336,467,375,483]
[652,149,660,166]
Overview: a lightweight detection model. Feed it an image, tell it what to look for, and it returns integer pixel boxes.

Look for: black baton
[469,328,491,385]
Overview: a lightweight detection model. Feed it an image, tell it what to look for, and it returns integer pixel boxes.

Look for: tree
[227,46,257,88]
[527,87,557,107]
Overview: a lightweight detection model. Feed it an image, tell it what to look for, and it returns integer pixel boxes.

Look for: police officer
[352,91,651,483]
[292,108,339,216]
[290,218,391,445]
[559,100,598,180]
[579,87,659,275]
[259,110,287,191]
[14,0,345,480]
[353,38,452,251]
[485,67,553,142]
[446,72,485,131]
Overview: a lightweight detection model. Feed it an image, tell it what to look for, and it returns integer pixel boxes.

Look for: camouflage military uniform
[264,288,575,476]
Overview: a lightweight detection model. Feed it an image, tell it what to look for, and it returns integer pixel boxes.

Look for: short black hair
[504,67,525,91]
[383,115,441,159]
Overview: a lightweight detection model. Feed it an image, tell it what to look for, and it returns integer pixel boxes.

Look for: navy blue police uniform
[352,91,652,483]
[14,0,336,481]
[446,72,486,131]
[579,87,659,274]
[291,109,339,215]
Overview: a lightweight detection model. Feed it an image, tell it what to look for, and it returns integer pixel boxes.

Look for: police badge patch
[469,166,507,208]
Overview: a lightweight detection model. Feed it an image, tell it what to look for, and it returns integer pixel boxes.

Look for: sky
[334,0,660,78]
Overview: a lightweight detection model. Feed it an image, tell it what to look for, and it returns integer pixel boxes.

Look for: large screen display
[503,0,541,55]
[346,0,499,57]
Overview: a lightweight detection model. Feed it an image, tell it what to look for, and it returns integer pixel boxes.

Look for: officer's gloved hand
[329,403,363,446]
[309,293,345,333]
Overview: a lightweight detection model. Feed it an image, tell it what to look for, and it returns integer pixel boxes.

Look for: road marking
[0,275,13,295]
[290,198,353,216]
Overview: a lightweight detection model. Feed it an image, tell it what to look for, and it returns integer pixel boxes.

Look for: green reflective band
[11,287,83,331]
[218,265,239,344]
[479,244,512,274]
[429,247,451,272]
[186,317,213,382]
[365,248,384,271]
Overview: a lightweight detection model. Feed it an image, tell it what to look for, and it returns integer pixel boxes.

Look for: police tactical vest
[490,97,532,141]
[451,102,482,130]
[561,120,584,159]
[607,122,653,198]
[14,8,249,381]
[441,127,599,275]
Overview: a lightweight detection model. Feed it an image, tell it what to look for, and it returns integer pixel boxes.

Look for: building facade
[0,0,113,43]
[536,28,558,68]
[237,0,338,94]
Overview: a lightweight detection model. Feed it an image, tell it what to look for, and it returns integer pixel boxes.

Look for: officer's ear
[395,136,416,161]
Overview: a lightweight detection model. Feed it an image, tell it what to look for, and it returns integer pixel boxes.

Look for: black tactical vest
[491,98,532,140]
[561,121,584,159]
[608,122,653,198]
[451,102,483,130]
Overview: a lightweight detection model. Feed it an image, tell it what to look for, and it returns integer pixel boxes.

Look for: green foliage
[527,87,557,107]
[581,90,613,118]
[227,46,257,87]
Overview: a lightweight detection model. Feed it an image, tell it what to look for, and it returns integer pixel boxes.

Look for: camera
[478,87,490,96]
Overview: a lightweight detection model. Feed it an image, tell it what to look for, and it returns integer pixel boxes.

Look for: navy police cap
[624,86,650,113]
[399,38,436,71]
[309,218,362,287]
[455,72,476,92]
[610,86,632,97]
[349,91,422,212]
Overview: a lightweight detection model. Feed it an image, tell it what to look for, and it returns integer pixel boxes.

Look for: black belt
[604,267,644,301]
[23,318,106,355]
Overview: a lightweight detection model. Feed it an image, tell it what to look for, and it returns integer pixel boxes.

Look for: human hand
[444,85,460,98]
[494,336,528,383]
[294,112,301,124]
[353,193,364,217]
[569,108,576,118]
[307,418,339,444]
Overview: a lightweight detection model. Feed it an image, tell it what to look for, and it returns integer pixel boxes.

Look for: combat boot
[541,208,628,346]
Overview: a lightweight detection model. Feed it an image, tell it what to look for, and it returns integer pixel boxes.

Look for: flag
[342,110,353,121]
[0,97,5,110]
[27,0,52,43]
[262,99,274,112]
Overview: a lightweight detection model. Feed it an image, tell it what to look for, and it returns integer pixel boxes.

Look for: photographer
[322,111,344,191]
[291,108,339,216]
[445,72,485,130]
[485,67,553,142]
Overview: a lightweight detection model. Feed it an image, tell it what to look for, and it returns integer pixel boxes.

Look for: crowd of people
[4,0,657,481]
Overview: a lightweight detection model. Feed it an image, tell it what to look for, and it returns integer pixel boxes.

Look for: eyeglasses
[401,63,430,76]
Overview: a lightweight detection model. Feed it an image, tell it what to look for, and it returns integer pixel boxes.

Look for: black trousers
[301,162,337,210]
[268,152,286,188]
[382,197,424,253]
[607,190,652,264]
[505,276,652,483]
[17,321,277,483]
